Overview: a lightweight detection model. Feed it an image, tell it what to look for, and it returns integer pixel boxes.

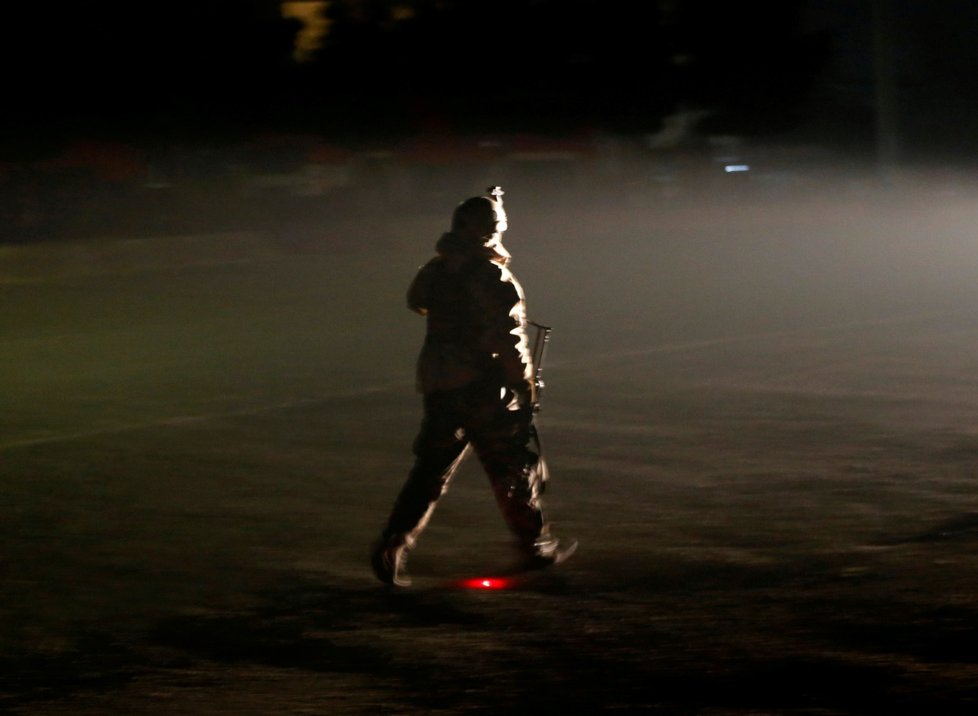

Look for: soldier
[371,187,574,587]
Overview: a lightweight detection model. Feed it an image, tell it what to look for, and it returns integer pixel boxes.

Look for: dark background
[3,0,978,160]
[6,0,978,247]
[5,4,978,713]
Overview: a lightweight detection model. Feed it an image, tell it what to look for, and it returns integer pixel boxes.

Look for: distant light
[725,164,751,173]
[282,1,330,63]
[459,577,511,590]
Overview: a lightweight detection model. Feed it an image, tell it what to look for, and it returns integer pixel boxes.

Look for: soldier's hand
[509,379,536,409]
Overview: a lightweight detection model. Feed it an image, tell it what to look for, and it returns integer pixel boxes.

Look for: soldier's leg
[378,391,469,553]
[469,390,555,558]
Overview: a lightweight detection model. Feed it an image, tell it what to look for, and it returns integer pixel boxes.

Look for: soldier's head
[451,193,507,241]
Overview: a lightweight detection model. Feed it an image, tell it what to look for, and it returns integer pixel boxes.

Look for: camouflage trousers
[379,379,552,558]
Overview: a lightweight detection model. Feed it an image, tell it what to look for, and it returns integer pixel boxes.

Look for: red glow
[459,577,511,590]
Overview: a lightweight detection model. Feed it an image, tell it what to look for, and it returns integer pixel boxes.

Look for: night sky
[3,1,978,162]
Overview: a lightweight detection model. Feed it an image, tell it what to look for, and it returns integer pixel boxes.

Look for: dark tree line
[2,1,841,148]
[2,1,302,148]
[311,0,826,136]
[310,0,978,157]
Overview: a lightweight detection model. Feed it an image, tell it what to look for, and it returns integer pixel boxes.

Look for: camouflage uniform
[374,225,556,575]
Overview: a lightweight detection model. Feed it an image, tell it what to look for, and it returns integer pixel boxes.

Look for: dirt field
[3,179,978,714]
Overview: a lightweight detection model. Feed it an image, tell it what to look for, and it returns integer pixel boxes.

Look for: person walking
[370,187,575,587]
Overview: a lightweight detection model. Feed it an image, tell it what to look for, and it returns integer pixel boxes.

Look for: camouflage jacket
[407,231,534,396]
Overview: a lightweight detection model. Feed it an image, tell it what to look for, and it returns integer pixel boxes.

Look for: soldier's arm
[471,266,534,395]
[406,260,439,316]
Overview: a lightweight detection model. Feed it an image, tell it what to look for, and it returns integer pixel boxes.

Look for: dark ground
[3,170,978,714]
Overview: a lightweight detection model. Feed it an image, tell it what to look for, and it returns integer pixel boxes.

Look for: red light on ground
[459,577,511,590]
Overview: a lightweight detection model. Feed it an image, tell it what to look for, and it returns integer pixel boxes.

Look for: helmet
[451,187,507,237]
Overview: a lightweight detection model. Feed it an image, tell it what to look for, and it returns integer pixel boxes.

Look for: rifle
[527,320,552,486]
[528,320,552,413]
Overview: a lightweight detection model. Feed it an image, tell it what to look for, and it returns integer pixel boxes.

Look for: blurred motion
[370,186,572,588]
[5,2,978,714]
